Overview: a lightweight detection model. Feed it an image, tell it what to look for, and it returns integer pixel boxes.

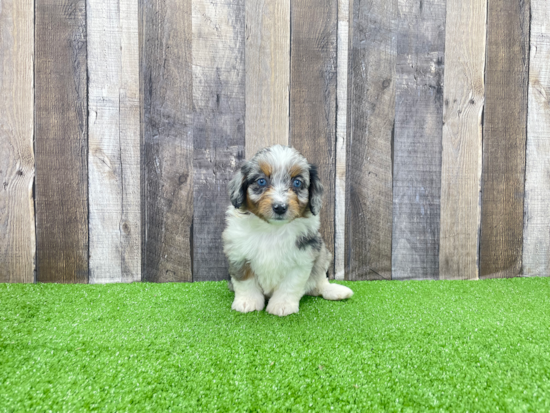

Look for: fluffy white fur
[223,207,353,316]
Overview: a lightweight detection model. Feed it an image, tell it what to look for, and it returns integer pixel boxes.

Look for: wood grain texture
[142,0,193,282]
[345,0,396,281]
[439,0,486,280]
[523,0,550,277]
[245,0,290,158]
[391,0,445,280]
[88,0,140,283]
[0,0,35,283]
[290,0,337,278]
[35,0,88,283]
[192,0,246,281]
[334,0,350,281]
[480,0,529,279]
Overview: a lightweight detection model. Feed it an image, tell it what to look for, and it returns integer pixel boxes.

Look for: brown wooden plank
[439,0,486,280]
[35,0,88,283]
[0,0,35,283]
[480,0,529,279]
[245,0,290,158]
[334,0,350,280]
[290,0,337,278]
[345,0,397,281]
[192,0,246,281]
[522,0,550,278]
[142,0,193,282]
[391,0,445,280]
[88,0,141,283]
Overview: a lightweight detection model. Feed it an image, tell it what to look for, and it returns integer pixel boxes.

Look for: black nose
[272,203,288,215]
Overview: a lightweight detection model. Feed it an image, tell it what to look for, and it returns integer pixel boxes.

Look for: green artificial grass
[1,278,550,412]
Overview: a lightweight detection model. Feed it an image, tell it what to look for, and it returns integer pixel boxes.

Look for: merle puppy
[222,145,353,316]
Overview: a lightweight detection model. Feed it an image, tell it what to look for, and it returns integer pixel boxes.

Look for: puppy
[222,145,353,316]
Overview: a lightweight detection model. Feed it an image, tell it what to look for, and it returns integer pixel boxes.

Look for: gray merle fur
[296,232,322,251]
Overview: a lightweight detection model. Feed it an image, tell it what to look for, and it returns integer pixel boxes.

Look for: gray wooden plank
[480,0,529,279]
[345,0,397,281]
[245,0,290,158]
[391,0,446,280]
[334,0,350,280]
[142,0,193,282]
[35,0,88,283]
[88,0,141,283]
[439,0,486,280]
[522,0,550,278]
[192,0,246,281]
[290,0,337,279]
[0,0,35,283]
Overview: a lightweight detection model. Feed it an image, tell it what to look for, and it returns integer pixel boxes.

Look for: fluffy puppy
[222,145,353,316]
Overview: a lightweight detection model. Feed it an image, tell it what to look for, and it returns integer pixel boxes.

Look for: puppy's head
[228,145,323,223]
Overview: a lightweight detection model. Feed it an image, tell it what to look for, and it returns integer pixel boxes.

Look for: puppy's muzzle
[272,203,288,216]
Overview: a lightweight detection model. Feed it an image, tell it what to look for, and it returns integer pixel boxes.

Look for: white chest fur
[222,206,319,296]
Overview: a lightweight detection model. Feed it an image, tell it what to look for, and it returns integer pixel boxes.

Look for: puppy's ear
[308,164,323,215]
[228,163,249,209]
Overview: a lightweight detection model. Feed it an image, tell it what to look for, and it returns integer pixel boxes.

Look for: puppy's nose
[272,203,288,215]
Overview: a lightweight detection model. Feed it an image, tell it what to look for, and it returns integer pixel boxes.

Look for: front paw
[232,294,265,313]
[266,299,299,317]
[322,283,353,300]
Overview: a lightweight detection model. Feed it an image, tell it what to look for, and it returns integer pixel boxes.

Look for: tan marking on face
[246,191,260,215]
[246,188,272,222]
[289,164,304,178]
[259,161,272,177]
[288,190,308,218]
[257,188,276,218]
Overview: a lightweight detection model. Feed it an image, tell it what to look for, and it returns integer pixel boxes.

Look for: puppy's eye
[293,179,302,188]
[257,178,267,187]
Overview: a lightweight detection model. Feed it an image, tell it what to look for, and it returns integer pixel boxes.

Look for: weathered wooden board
[480,0,529,279]
[35,0,88,283]
[334,0,350,281]
[345,0,396,281]
[142,0,193,282]
[290,0,337,278]
[245,0,290,158]
[0,0,35,283]
[391,0,445,280]
[523,0,550,278]
[192,0,246,281]
[439,0,486,280]
[88,0,140,283]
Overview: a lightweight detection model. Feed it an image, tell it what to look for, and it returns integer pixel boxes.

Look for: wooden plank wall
[35,0,89,283]
[480,0,530,279]
[142,0,193,283]
[290,0,337,278]
[524,0,550,277]
[392,0,445,280]
[2,0,550,283]
[88,0,141,283]
[245,0,290,158]
[345,0,396,281]
[192,0,246,282]
[0,0,35,282]
[439,0,486,280]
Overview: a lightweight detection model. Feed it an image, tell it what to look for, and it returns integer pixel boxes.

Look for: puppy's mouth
[268,215,290,224]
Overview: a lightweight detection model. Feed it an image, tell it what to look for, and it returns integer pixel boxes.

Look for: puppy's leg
[320,280,354,301]
[229,262,264,313]
[266,266,311,316]
[305,244,353,301]
[232,277,265,313]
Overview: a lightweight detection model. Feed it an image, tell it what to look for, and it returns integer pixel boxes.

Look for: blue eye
[257,178,267,187]
[293,179,302,188]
